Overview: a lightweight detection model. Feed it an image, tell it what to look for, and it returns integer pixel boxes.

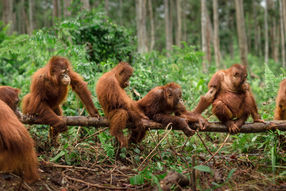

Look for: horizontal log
[19,113,286,133]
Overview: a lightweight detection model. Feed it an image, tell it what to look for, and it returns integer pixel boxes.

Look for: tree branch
[19,113,286,133]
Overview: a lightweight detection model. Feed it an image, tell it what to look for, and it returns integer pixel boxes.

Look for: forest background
[0,0,285,190]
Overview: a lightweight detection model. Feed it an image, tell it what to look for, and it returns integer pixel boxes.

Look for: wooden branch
[19,114,286,133]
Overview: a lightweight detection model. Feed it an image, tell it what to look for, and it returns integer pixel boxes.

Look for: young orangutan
[274,79,286,120]
[96,62,148,148]
[137,82,208,136]
[193,64,264,133]
[0,99,39,184]
[0,86,20,112]
[22,56,99,145]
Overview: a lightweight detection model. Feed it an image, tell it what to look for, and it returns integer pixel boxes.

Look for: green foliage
[98,131,115,159]
[62,10,135,64]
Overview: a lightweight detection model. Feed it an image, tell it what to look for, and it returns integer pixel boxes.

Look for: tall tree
[283,0,286,37]
[213,0,221,68]
[63,0,71,18]
[148,0,155,50]
[2,0,14,34]
[53,0,59,24]
[182,0,187,42]
[264,0,269,64]
[176,0,182,47]
[280,0,285,67]
[136,0,148,53]
[235,0,248,67]
[28,0,34,34]
[201,0,208,72]
[82,0,90,10]
[105,0,109,16]
[169,0,173,47]
[165,0,171,56]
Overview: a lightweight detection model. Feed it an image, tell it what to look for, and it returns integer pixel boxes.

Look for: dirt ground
[1,157,285,191]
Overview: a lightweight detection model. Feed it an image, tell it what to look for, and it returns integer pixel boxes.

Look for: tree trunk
[176,0,182,47]
[273,21,279,62]
[258,25,262,56]
[2,0,13,34]
[213,0,221,68]
[136,0,148,53]
[283,0,286,37]
[105,0,109,16]
[254,1,259,55]
[119,0,123,25]
[264,0,269,65]
[280,0,286,67]
[169,0,173,47]
[165,0,171,56]
[63,0,71,18]
[53,0,59,24]
[235,0,248,67]
[206,14,213,64]
[148,0,155,51]
[201,0,208,72]
[82,0,90,10]
[182,0,187,42]
[269,0,279,62]
[28,0,34,34]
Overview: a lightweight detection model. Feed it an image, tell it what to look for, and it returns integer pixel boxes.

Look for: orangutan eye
[234,72,239,77]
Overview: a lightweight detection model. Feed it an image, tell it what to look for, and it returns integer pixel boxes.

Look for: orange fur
[22,56,99,141]
[0,100,39,184]
[274,79,286,120]
[96,62,147,147]
[0,86,20,112]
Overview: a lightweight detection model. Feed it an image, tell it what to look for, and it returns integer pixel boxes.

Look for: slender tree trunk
[63,0,71,18]
[182,0,187,42]
[136,0,148,53]
[28,0,34,34]
[280,0,285,67]
[169,0,173,47]
[235,0,248,67]
[53,0,59,24]
[176,0,182,47]
[201,0,208,72]
[258,25,262,56]
[82,0,90,10]
[2,0,13,34]
[105,0,109,16]
[269,0,278,62]
[283,0,286,37]
[165,0,171,56]
[264,0,269,64]
[206,14,213,64]
[148,0,155,50]
[213,0,221,68]
[119,0,123,25]
[273,20,279,62]
[254,1,259,55]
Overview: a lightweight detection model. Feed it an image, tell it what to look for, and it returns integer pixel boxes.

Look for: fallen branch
[19,113,286,133]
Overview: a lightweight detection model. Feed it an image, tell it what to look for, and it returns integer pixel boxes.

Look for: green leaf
[130,174,144,185]
[50,150,66,162]
[194,165,212,173]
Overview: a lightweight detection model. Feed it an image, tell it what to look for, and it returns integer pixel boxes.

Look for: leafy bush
[61,10,135,64]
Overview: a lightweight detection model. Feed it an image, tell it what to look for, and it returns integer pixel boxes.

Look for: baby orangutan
[137,82,208,136]
[274,79,286,120]
[96,62,148,148]
[193,64,263,134]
